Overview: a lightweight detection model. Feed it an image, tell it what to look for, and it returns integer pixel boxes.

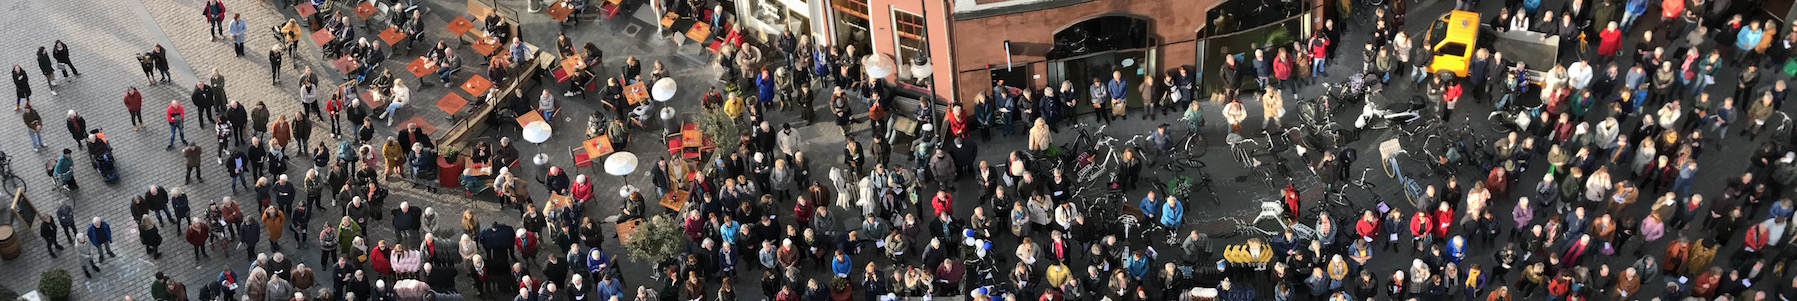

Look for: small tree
[37,269,71,301]
[622,215,685,268]
[696,106,740,172]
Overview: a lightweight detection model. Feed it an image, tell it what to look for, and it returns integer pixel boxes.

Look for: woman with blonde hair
[1027,118,1051,153]
[139,215,163,258]
[381,137,403,178]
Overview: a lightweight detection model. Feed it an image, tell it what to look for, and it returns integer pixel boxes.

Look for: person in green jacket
[336,216,361,256]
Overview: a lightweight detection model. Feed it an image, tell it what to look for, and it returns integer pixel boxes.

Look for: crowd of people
[28,0,1797,298]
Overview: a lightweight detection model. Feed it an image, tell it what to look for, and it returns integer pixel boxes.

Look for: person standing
[191,82,215,128]
[185,218,210,260]
[229,14,248,56]
[211,69,230,123]
[1108,70,1129,121]
[168,100,188,149]
[124,87,144,131]
[152,45,172,82]
[227,101,248,145]
[139,216,163,259]
[12,65,30,110]
[51,40,78,77]
[230,148,250,193]
[34,47,56,95]
[325,93,343,139]
[21,103,42,151]
[269,46,283,85]
[87,217,117,260]
[64,110,86,150]
[38,214,62,258]
[184,142,204,184]
[261,207,286,252]
[204,0,226,40]
[291,113,311,156]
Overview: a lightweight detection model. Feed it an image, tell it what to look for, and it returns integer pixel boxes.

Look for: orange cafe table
[405,57,439,78]
[446,17,475,36]
[582,136,614,161]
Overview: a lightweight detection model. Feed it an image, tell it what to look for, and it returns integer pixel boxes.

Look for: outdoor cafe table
[685,22,709,43]
[463,157,491,177]
[616,219,639,242]
[624,82,649,106]
[354,1,377,20]
[379,27,406,46]
[471,33,500,57]
[553,57,581,83]
[332,57,359,75]
[297,3,317,19]
[460,75,491,96]
[681,125,701,147]
[436,93,468,115]
[405,57,438,78]
[447,16,475,36]
[659,189,688,211]
[312,29,334,47]
[545,0,573,22]
[582,136,614,161]
[515,110,545,127]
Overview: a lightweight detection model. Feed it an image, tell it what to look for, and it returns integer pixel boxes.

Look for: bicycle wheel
[1488,113,1515,133]
[0,175,22,196]
[1183,135,1208,158]
[1383,156,1396,178]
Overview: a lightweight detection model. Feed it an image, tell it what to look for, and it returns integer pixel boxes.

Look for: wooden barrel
[0,224,19,260]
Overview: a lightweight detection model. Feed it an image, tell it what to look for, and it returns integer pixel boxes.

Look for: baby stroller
[85,129,119,183]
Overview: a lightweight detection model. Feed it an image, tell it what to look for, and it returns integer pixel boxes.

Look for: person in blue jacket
[1622,0,1647,31]
[831,250,853,278]
[52,149,76,190]
[1124,250,1149,280]
[1161,197,1184,230]
[86,217,116,259]
[1140,191,1163,222]
[757,69,777,108]
[1446,236,1467,265]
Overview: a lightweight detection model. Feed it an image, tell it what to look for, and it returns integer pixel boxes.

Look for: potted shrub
[622,215,684,273]
[37,269,71,301]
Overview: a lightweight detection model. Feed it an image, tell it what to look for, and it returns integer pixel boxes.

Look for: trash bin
[437,156,462,187]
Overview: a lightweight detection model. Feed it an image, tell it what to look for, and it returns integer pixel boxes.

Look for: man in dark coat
[226,101,249,145]
[479,222,517,263]
[390,201,421,244]
[144,185,172,225]
[192,82,215,127]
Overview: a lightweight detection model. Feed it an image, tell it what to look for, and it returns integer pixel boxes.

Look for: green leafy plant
[696,106,741,171]
[0,285,18,301]
[37,269,71,301]
[622,215,684,267]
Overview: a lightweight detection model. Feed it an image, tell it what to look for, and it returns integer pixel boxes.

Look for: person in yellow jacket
[1044,260,1072,288]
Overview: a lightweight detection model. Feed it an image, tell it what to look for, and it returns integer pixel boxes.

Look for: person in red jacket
[1283,184,1301,221]
[1742,221,1771,261]
[166,100,187,149]
[1356,210,1380,241]
[932,190,954,218]
[123,87,143,131]
[1411,211,1432,256]
[1309,34,1329,78]
[183,218,209,261]
[1442,81,1463,120]
[1274,49,1294,91]
[1597,22,1624,64]
[1433,204,1454,239]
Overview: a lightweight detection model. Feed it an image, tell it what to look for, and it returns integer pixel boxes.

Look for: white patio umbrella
[604,151,639,176]
[863,54,895,79]
[652,78,678,101]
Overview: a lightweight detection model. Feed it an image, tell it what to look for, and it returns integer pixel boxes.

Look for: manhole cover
[622,24,640,37]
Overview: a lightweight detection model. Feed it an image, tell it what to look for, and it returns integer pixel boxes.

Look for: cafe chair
[570,146,596,175]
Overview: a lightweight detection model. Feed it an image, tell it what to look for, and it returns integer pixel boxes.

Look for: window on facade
[893,9,927,77]
[834,0,870,30]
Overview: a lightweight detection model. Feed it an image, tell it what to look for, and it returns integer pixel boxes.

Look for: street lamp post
[910,55,939,143]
